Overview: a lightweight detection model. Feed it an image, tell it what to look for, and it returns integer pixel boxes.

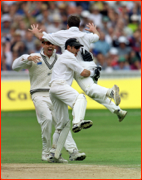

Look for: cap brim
[72,42,83,47]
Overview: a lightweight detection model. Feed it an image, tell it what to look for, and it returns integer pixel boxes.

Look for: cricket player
[47,38,97,163]
[12,39,87,163]
[29,15,127,122]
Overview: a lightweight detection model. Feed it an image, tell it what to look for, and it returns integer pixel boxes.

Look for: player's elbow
[80,69,90,77]
[12,63,19,71]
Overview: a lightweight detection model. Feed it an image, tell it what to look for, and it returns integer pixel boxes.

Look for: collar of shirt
[68,27,80,32]
[68,27,86,38]
[40,48,56,64]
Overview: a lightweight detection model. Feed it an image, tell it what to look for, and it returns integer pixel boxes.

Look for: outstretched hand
[85,23,100,36]
[28,24,43,40]
[28,24,42,33]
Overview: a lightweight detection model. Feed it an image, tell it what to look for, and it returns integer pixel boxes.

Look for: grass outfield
[1,109,141,168]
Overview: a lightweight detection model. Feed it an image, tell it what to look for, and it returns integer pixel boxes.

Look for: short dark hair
[67,15,80,28]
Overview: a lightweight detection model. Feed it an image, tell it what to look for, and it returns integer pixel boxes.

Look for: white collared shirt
[50,50,84,86]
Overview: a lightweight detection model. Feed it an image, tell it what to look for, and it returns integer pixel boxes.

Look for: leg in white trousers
[32,96,53,156]
[74,74,120,113]
[49,81,85,156]
[32,95,78,157]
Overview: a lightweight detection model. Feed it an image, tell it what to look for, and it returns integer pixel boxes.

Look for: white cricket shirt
[50,50,84,86]
[42,27,99,62]
[12,49,59,98]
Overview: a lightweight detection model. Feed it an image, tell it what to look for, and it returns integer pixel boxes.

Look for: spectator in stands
[113,56,130,70]
[1,14,12,36]
[93,32,111,55]
[128,14,140,32]
[36,4,50,26]
[128,51,141,70]
[1,41,13,71]
[108,48,119,67]
[96,52,107,70]
[80,10,91,28]
[89,4,103,28]
[46,14,63,33]
[129,30,141,60]
[117,36,132,59]
[23,30,36,54]
[105,56,114,73]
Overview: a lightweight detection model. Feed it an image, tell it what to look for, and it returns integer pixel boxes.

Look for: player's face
[70,46,80,56]
[42,41,55,57]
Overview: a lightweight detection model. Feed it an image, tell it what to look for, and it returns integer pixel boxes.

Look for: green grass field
[1,109,141,168]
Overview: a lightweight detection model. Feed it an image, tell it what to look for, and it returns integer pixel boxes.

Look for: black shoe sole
[81,121,93,129]
[75,155,86,161]
[72,126,81,133]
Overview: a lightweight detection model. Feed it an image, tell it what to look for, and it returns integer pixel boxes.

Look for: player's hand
[28,24,43,35]
[27,55,41,63]
[93,65,102,81]
[85,23,100,37]
[85,23,97,33]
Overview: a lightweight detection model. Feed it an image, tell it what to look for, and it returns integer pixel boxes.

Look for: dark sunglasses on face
[42,41,53,45]
[74,46,80,50]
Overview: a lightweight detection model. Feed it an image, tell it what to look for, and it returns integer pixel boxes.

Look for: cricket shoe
[69,149,86,161]
[80,120,93,129]
[47,152,68,163]
[114,109,128,122]
[72,120,93,133]
[107,85,121,106]
[41,154,49,161]
[72,124,82,133]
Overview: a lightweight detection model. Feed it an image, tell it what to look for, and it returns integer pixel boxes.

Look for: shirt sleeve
[85,33,99,44]
[12,54,32,71]
[64,56,84,75]
[42,31,63,47]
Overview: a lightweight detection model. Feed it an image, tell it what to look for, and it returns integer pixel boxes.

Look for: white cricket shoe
[69,149,86,161]
[58,154,68,163]
[72,120,93,133]
[107,85,121,106]
[114,109,128,122]
[47,152,68,163]
[41,154,49,161]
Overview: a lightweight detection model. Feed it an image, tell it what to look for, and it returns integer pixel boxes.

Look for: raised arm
[28,24,43,41]
[85,23,100,37]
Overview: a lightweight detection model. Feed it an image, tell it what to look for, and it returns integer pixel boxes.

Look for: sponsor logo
[7,90,31,101]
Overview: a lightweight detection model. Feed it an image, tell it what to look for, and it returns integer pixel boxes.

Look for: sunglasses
[42,41,53,45]
[74,46,80,50]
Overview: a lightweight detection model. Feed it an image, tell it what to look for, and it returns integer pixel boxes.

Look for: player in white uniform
[12,39,87,163]
[29,15,127,122]
[47,38,97,163]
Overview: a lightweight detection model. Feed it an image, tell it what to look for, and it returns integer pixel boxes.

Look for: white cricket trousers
[49,81,79,130]
[74,74,120,113]
[32,95,78,155]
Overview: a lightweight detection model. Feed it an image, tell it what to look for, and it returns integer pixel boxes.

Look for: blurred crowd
[1,1,141,72]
